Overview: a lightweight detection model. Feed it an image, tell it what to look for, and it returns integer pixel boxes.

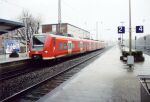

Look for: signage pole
[135,36,136,49]
[96,21,98,40]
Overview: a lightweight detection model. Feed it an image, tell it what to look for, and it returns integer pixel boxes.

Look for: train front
[29,34,52,60]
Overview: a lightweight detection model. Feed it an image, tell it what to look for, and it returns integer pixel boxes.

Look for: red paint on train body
[29,33,105,60]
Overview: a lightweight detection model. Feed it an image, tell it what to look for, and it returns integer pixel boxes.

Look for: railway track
[0,66,33,81]
[0,54,80,81]
[0,48,109,102]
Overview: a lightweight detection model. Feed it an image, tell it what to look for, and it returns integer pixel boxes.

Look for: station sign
[136,26,144,33]
[118,26,125,34]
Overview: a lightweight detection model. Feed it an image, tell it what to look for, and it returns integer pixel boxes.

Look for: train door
[80,41,83,53]
[68,41,72,54]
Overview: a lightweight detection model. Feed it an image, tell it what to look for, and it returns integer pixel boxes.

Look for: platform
[0,53,29,72]
[37,46,150,102]
[0,53,29,64]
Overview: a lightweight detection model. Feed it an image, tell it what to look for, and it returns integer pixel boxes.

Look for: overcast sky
[0,0,150,41]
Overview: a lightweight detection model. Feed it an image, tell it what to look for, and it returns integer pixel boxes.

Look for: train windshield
[32,35,46,50]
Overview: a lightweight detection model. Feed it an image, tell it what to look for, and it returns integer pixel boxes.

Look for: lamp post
[129,0,132,56]
[58,0,62,34]
[144,36,146,50]
[96,21,98,40]
[127,0,134,67]
[135,36,137,49]
[120,21,124,51]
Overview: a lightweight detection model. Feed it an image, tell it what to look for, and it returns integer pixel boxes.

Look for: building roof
[0,18,24,35]
[42,23,90,33]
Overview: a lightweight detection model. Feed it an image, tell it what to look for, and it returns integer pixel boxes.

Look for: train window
[59,43,68,50]
[78,43,80,48]
[79,42,83,48]
[72,43,75,49]
[83,43,86,48]
[53,37,56,46]
[32,35,46,50]
[32,35,46,45]
[64,43,67,49]
[68,43,72,49]
[59,43,63,50]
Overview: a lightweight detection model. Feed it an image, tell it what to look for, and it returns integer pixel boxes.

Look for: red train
[29,33,105,60]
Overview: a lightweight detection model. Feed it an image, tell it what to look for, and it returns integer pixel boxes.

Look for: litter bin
[9,49,19,57]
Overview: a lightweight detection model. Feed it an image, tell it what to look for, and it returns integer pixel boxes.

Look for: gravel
[0,50,105,101]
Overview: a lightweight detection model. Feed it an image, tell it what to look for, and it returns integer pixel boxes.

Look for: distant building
[42,23,90,39]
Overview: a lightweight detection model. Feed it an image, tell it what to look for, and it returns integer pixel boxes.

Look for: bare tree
[16,10,41,44]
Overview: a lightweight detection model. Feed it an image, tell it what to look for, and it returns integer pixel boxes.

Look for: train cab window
[33,35,46,45]
[32,35,46,50]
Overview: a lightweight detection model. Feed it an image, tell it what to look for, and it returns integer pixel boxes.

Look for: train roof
[33,33,101,42]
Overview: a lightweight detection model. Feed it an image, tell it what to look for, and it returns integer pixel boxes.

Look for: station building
[42,23,90,39]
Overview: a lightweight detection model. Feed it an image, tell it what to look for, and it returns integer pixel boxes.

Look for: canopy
[0,18,24,35]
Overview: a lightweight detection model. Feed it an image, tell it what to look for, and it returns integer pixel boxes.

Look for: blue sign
[136,26,144,33]
[118,26,125,33]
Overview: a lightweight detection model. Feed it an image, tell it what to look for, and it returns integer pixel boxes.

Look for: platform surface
[38,46,150,102]
[0,53,29,64]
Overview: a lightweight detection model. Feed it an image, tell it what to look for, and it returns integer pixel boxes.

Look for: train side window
[79,42,83,48]
[78,43,80,48]
[68,43,72,49]
[59,43,63,50]
[72,43,75,49]
[53,37,56,46]
[64,43,67,49]
[68,43,70,49]
[83,43,86,48]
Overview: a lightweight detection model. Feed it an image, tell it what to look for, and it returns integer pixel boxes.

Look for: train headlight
[44,51,48,53]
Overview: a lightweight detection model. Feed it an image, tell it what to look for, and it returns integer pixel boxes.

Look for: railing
[138,75,150,102]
